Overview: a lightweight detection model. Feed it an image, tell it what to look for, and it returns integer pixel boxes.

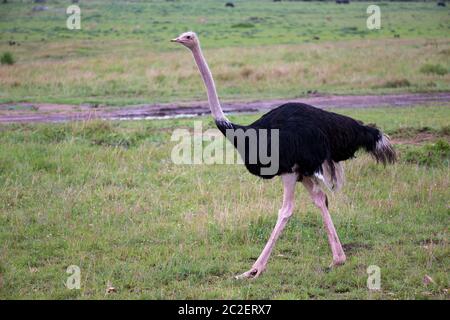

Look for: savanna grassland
[0,0,449,105]
[0,0,449,300]
[0,106,449,299]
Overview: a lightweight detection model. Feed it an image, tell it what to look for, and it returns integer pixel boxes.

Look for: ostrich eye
[186,36,191,40]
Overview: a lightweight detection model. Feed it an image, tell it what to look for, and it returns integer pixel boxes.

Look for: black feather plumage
[216,103,396,181]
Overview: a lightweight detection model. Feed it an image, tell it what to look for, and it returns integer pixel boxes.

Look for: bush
[0,52,15,65]
[231,23,255,28]
[403,139,450,167]
[381,79,411,88]
[419,64,448,76]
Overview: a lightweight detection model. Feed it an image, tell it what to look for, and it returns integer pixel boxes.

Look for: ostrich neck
[191,45,228,122]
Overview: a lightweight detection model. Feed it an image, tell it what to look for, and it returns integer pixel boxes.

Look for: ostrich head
[171,31,199,49]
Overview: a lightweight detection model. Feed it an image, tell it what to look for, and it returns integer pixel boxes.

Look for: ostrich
[171,32,396,279]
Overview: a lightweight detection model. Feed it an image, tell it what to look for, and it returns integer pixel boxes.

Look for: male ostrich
[171,32,396,279]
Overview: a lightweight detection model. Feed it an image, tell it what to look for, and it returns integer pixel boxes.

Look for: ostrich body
[171,32,396,279]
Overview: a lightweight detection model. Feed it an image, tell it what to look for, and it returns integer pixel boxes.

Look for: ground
[0,105,449,299]
[0,92,449,123]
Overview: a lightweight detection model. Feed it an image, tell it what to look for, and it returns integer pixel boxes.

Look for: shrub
[403,139,450,166]
[231,23,255,28]
[440,125,450,136]
[382,79,411,88]
[1,52,15,65]
[419,64,448,76]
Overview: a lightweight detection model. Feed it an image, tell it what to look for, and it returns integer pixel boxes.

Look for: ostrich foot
[235,265,265,280]
[329,254,346,268]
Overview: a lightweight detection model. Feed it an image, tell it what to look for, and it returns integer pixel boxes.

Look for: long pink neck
[191,45,228,122]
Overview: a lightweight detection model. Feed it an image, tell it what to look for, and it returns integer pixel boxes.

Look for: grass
[0,0,449,300]
[0,105,449,299]
[0,1,449,105]
[420,64,448,76]
[403,139,450,167]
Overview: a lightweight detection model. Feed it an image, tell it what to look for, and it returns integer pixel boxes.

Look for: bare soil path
[0,92,449,123]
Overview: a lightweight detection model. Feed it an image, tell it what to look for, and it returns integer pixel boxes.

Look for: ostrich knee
[311,192,327,210]
[278,203,294,223]
[303,179,346,266]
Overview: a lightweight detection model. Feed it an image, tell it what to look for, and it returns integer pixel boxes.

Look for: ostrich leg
[236,173,297,279]
[302,177,346,266]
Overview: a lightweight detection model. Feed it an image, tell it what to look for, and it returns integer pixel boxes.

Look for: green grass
[0,1,449,105]
[420,64,449,76]
[0,0,449,300]
[403,139,450,166]
[0,105,449,299]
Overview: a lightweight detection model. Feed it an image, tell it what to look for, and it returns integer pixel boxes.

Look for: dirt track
[0,92,449,123]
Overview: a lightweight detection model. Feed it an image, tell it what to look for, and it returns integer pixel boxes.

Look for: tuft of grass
[0,52,15,65]
[440,125,450,136]
[390,126,436,139]
[403,139,450,166]
[420,64,448,76]
[381,79,411,88]
[231,23,255,29]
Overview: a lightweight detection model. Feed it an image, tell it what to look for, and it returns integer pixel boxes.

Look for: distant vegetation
[420,64,448,76]
[0,52,15,65]
[0,0,448,105]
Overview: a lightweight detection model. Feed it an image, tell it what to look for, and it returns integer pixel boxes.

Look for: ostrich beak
[170,38,180,43]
